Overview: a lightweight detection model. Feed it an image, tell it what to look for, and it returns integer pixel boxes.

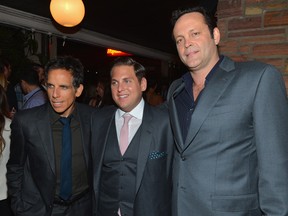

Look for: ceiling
[0,0,218,56]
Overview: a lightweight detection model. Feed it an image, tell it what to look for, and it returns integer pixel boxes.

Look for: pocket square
[148,151,167,160]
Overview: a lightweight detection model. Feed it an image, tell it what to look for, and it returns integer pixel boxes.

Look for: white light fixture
[50,0,85,27]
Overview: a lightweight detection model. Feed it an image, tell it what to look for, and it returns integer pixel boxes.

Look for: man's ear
[140,77,147,92]
[213,27,221,45]
[75,84,84,97]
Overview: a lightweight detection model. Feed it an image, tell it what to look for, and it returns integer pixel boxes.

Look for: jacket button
[181,156,186,161]
[180,186,186,190]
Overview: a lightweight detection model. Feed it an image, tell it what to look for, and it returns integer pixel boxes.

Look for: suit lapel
[77,105,92,167]
[168,82,185,151]
[93,108,116,190]
[37,104,56,174]
[184,59,237,149]
[135,104,153,193]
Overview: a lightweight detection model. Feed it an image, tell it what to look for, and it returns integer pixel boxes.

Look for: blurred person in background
[33,63,47,91]
[0,73,8,91]
[19,64,47,110]
[83,79,112,108]
[0,85,13,216]
[145,79,164,106]
[0,56,17,114]
[14,62,46,110]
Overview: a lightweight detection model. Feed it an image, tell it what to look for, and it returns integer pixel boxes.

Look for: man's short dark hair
[110,57,146,82]
[20,64,39,86]
[45,56,84,88]
[171,5,218,39]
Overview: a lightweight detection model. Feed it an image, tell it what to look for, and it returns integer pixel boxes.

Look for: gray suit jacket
[91,103,173,216]
[167,56,288,216]
[7,102,94,216]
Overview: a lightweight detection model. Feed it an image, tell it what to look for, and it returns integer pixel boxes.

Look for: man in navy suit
[7,56,94,216]
[91,57,173,216]
[167,5,288,216]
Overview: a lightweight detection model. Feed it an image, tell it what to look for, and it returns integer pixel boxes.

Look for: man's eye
[47,84,54,89]
[176,38,183,45]
[193,32,200,37]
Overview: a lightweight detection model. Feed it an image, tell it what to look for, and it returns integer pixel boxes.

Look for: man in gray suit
[167,5,288,216]
[91,57,173,216]
[7,56,94,216]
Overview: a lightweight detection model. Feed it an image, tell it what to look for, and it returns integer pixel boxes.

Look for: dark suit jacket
[167,56,288,216]
[91,103,173,216]
[6,102,94,216]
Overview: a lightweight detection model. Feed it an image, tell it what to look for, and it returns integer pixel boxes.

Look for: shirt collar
[182,55,224,94]
[116,98,144,120]
[50,103,79,124]
[23,87,41,102]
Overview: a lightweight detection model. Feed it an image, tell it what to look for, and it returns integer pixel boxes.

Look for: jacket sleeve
[6,113,27,213]
[253,65,288,215]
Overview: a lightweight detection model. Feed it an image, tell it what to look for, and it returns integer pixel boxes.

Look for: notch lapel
[135,105,153,193]
[168,82,185,152]
[37,105,56,174]
[77,106,92,167]
[184,63,237,149]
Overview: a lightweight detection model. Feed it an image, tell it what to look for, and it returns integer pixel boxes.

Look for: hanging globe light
[50,0,85,27]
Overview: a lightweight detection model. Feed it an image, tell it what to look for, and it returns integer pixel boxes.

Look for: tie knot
[123,113,133,123]
[59,117,71,125]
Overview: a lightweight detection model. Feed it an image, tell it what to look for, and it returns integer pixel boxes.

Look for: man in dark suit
[7,56,94,216]
[167,5,288,216]
[91,57,173,216]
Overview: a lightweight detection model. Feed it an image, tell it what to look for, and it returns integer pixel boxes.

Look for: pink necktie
[119,113,133,155]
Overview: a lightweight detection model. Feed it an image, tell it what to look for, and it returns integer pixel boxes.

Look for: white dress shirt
[115,98,144,216]
[115,98,144,145]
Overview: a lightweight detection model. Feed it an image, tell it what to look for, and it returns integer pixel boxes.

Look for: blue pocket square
[148,151,167,160]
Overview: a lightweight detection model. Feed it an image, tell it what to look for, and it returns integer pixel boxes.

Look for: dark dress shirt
[175,56,223,142]
[49,105,89,200]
